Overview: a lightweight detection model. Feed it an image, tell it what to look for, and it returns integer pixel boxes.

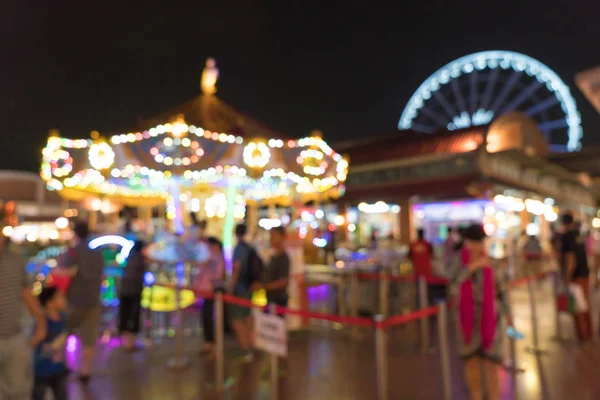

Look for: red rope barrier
[151,269,554,330]
[377,305,439,329]
[274,307,376,327]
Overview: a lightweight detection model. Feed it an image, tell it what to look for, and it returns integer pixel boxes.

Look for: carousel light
[243,142,270,168]
[333,215,345,226]
[347,223,356,232]
[88,142,115,170]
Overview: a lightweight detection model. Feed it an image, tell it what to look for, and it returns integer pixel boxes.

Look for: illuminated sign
[88,235,134,263]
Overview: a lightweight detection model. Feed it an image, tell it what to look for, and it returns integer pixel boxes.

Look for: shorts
[266,298,288,318]
[119,295,142,334]
[0,333,32,399]
[68,306,102,347]
[229,288,252,321]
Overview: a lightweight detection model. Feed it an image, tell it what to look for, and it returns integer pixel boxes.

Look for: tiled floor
[60,278,600,399]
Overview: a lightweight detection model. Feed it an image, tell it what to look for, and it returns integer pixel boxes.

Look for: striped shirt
[0,249,27,338]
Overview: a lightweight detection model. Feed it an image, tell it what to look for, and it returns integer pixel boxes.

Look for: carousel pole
[168,180,184,236]
[223,179,237,274]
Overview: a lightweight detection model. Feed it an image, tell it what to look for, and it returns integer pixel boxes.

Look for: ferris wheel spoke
[489,71,522,115]
[432,90,458,120]
[409,122,435,133]
[538,119,568,132]
[418,107,449,129]
[480,67,500,111]
[450,79,468,117]
[523,96,560,117]
[469,70,478,115]
[498,80,544,115]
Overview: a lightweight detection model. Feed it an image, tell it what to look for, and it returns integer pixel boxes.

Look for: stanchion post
[374,315,389,400]
[437,302,452,400]
[215,291,225,391]
[351,270,359,339]
[144,283,154,346]
[269,303,279,400]
[419,276,430,352]
[503,285,525,373]
[167,262,189,368]
[379,270,390,317]
[526,278,546,354]
[552,270,562,341]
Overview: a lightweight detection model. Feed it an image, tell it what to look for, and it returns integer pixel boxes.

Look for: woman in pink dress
[452,225,502,400]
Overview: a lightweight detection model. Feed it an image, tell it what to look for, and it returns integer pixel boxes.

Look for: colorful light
[88,235,135,260]
[88,142,115,170]
[243,142,270,168]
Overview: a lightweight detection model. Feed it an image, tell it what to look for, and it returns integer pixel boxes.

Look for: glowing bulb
[88,142,115,170]
[55,217,69,229]
[2,225,13,237]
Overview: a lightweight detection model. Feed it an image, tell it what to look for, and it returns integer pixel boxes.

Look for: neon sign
[88,235,135,262]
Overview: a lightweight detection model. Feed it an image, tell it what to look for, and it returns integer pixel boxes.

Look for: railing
[150,267,557,400]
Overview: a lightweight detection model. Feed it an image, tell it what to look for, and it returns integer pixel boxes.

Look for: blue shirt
[34,314,67,377]
[233,242,251,291]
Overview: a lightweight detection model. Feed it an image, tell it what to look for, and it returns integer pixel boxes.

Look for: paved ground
[58,277,600,399]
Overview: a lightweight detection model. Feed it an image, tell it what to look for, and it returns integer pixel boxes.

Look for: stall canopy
[40,58,349,208]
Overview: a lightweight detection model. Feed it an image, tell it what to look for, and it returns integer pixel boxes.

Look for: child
[32,286,68,400]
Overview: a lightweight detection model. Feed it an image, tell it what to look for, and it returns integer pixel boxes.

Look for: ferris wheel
[398,51,582,152]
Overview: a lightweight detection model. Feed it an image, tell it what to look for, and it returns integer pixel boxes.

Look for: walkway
[60,278,600,399]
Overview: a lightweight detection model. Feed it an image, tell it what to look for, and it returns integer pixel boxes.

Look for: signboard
[253,310,287,357]
[346,153,476,188]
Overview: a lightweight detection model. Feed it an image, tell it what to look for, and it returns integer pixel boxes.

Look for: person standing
[59,221,105,383]
[228,224,258,358]
[454,225,501,400]
[560,214,592,342]
[252,226,290,311]
[0,222,46,399]
[251,226,290,373]
[119,240,146,351]
[410,229,435,304]
[193,237,225,356]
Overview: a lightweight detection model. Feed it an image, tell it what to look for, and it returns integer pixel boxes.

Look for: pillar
[88,210,98,232]
[247,203,258,239]
[338,202,348,242]
[399,197,413,245]
[520,208,529,232]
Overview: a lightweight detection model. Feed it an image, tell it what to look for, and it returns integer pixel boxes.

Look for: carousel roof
[40,59,348,207]
[139,94,287,140]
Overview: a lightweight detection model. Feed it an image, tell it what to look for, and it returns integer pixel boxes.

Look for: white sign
[253,309,287,358]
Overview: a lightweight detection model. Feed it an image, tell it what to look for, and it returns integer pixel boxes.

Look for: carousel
[39,58,349,321]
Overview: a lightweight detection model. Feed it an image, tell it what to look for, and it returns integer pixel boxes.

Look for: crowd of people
[405,211,597,400]
[0,217,291,399]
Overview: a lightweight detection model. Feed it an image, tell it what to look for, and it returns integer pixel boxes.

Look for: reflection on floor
[57,279,600,399]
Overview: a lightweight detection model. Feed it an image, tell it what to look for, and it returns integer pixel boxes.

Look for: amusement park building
[335,113,597,244]
[0,170,63,221]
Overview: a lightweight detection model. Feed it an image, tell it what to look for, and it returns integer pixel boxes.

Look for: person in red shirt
[409,229,433,278]
[410,229,436,309]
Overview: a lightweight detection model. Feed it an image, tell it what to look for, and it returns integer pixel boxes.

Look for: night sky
[2,1,599,172]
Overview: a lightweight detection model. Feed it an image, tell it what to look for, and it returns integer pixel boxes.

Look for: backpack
[243,246,264,287]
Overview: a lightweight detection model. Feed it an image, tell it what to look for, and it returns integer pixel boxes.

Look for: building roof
[334,127,486,166]
[0,170,62,204]
[548,146,600,177]
[576,66,600,115]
